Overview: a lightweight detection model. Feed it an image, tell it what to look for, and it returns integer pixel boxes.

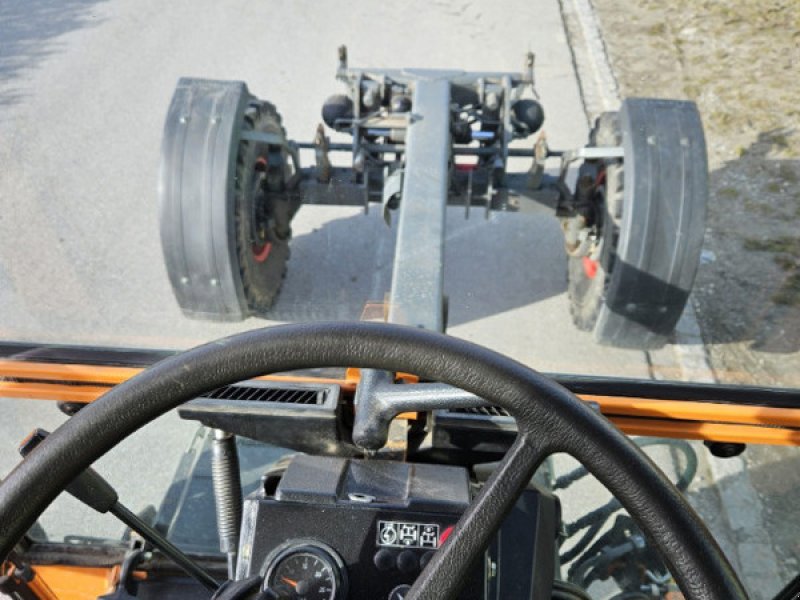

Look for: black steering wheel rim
[0,322,747,599]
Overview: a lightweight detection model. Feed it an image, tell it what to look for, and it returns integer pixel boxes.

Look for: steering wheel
[0,322,747,599]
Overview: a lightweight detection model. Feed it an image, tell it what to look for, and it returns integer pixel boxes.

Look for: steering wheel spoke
[408,434,550,600]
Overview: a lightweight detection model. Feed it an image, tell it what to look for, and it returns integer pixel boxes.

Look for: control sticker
[377,521,440,549]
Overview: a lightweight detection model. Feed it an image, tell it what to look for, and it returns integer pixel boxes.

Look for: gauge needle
[281,576,298,589]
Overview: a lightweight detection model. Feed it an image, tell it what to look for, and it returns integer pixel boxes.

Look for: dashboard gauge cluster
[264,541,346,600]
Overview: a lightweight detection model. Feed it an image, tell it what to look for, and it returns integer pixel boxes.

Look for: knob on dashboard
[388,584,411,600]
[396,550,419,574]
[373,548,396,572]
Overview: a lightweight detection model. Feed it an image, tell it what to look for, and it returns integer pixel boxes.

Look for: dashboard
[235,454,558,599]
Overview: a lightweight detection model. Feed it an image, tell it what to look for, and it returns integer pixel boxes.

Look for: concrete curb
[561,0,621,119]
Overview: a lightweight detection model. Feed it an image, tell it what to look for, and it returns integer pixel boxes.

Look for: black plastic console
[237,455,558,599]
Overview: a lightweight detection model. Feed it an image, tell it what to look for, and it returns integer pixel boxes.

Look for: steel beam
[387,78,451,331]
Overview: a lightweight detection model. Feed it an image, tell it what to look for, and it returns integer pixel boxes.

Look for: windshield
[1,1,798,599]
[0,2,797,390]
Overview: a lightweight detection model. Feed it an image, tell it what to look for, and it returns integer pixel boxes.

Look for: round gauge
[264,541,346,600]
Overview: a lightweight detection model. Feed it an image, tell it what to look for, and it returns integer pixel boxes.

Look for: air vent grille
[204,384,326,405]
[448,406,511,418]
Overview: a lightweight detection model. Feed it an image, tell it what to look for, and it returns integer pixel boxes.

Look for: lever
[19,429,220,592]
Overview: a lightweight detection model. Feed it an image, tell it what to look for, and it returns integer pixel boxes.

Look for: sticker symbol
[399,523,418,546]
[379,522,398,545]
[419,525,439,548]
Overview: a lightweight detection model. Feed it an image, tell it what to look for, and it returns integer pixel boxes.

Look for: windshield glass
[0,2,797,390]
[1,2,798,600]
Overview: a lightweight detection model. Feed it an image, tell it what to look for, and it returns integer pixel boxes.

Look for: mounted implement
[159,47,707,348]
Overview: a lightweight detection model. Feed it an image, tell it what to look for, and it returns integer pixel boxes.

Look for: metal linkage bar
[339,68,524,87]
[560,146,624,162]
[291,139,604,162]
[353,381,487,450]
[387,79,451,331]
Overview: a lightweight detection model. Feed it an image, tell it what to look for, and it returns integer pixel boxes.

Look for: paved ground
[0,1,791,598]
[0,0,665,373]
[0,0,632,523]
[0,0,660,504]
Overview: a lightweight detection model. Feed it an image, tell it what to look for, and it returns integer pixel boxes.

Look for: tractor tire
[159,78,298,321]
[234,101,294,314]
[567,98,708,349]
[568,112,624,333]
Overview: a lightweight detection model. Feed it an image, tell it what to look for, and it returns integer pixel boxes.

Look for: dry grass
[593,0,800,299]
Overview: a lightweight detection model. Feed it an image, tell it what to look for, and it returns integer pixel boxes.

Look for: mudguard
[159,78,252,321]
[595,98,708,348]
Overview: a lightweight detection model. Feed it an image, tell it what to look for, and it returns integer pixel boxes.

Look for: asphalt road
[0,0,661,373]
[0,0,736,594]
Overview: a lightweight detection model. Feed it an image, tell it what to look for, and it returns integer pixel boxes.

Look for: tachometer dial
[264,541,346,600]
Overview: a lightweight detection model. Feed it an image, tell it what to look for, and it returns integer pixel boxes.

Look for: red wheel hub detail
[252,242,272,263]
[596,170,606,186]
[582,256,599,279]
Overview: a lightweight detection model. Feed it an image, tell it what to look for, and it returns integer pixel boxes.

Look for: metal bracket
[381,168,404,226]
[558,145,624,184]
[528,133,549,190]
[239,130,285,145]
[313,124,332,183]
[353,376,488,451]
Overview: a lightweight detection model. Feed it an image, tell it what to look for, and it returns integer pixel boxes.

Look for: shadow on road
[0,0,107,107]
[264,208,567,328]
[693,131,800,355]
[263,132,800,359]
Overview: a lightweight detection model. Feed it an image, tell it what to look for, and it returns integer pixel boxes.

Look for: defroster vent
[448,406,511,418]
[204,384,327,405]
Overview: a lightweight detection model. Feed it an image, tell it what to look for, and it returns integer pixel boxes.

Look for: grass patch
[743,199,777,216]
[778,163,798,184]
[683,83,700,99]
[717,187,739,199]
[745,236,800,306]
[773,272,800,305]
[775,255,799,271]
[709,110,734,127]
[743,236,800,254]
[769,132,790,149]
